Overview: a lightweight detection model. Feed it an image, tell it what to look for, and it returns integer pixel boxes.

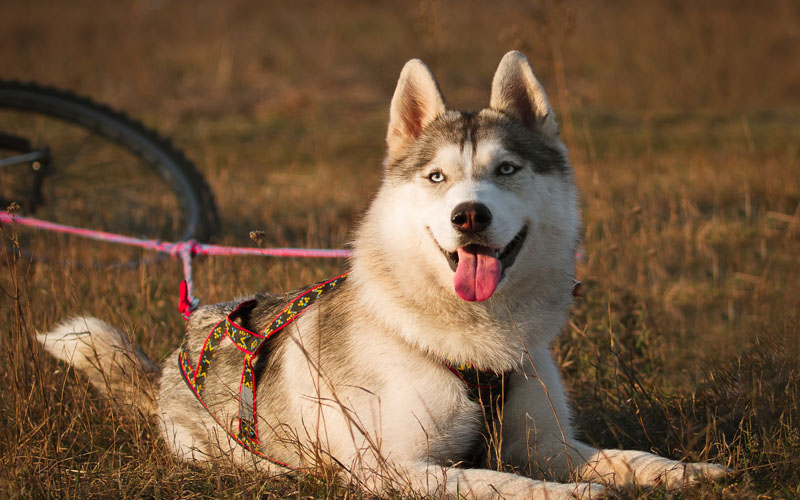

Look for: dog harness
[446,361,507,418]
[178,273,511,466]
[178,274,348,467]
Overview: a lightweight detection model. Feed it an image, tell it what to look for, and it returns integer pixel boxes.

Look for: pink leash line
[0,212,352,318]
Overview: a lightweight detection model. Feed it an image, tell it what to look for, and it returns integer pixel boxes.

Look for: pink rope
[0,213,351,258]
[1,212,352,318]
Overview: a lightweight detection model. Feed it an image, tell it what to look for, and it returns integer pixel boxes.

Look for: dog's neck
[347,246,570,373]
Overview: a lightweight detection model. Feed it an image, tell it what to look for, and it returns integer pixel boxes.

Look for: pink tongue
[453,246,501,302]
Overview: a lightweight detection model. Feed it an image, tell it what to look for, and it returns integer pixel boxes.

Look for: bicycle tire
[0,81,218,264]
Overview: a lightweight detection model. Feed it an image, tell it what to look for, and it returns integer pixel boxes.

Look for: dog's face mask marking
[418,135,532,301]
[380,54,578,302]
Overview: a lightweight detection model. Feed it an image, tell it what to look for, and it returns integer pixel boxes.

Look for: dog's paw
[571,482,606,499]
[659,461,730,488]
[580,449,731,490]
[685,461,731,481]
[541,482,605,499]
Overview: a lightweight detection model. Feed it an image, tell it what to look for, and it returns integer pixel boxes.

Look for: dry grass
[1,0,799,498]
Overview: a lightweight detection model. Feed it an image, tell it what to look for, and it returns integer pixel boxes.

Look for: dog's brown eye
[497,162,519,176]
[428,171,446,183]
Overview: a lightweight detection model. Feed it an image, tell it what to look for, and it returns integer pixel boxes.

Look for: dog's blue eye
[497,162,519,176]
[428,171,445,183]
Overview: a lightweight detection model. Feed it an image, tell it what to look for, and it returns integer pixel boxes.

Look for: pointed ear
[386,59,446,159]
[490,51,558,138]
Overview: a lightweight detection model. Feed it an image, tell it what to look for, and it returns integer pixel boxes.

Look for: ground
[0,1,798,498]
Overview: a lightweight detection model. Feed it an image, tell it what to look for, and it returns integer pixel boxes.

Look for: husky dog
[39,52,726,499]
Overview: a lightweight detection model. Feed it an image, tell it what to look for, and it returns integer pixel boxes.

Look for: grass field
[1,1,799,498]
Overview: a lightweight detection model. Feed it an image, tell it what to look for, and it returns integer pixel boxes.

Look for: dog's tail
[37,317,161,414]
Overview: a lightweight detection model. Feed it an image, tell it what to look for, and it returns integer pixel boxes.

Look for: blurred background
[1,0,798,497]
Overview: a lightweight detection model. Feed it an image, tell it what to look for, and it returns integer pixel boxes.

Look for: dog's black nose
[451,202,492,233]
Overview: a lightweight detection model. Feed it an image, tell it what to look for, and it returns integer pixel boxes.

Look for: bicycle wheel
[0,81,218,266]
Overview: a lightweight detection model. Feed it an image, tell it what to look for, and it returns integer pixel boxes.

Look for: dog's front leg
[377,462,603,500]
[572,448,729,489]
[501,348,728,488]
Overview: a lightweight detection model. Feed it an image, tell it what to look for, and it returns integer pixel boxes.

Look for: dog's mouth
[443,227,528,273]
[434,226,528,302]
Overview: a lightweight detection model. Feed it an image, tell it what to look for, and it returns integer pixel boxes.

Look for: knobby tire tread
[0,80,219,242]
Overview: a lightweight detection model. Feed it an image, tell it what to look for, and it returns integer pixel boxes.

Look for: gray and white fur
[39,52,727,499]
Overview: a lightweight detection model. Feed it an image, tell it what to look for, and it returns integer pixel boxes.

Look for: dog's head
[360,52,579,305]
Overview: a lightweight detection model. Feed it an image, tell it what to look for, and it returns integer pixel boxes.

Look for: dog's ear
[387,59,446,159]
[490,51,558,138]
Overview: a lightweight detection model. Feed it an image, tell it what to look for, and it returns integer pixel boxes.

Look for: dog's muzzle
[443,225,528,274]
[429,225,528,302]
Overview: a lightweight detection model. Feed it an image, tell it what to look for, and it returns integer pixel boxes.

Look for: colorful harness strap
[446,361,509,468]
[177,273,348,468]
[445,361,507,416]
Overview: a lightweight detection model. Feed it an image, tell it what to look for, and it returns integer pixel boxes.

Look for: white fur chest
[281,309,484,469]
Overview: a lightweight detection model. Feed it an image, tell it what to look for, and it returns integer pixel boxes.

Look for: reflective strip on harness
[177,273,348,467]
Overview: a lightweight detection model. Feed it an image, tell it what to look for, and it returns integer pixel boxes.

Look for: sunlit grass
[1,1,799,498]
